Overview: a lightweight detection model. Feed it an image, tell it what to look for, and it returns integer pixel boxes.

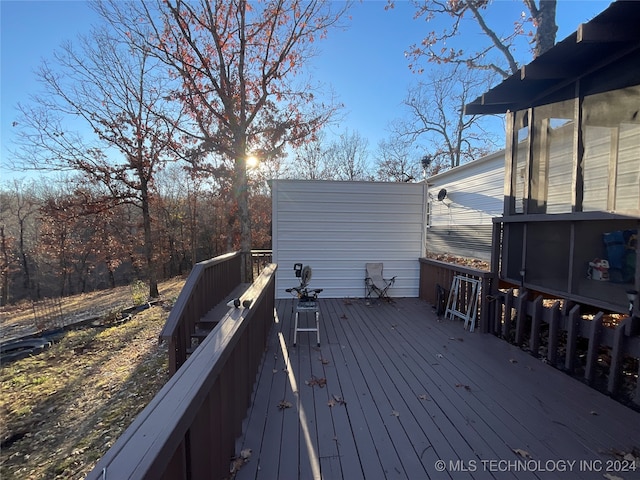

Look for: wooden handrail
[160,251,241,374]
[86,264,277,480]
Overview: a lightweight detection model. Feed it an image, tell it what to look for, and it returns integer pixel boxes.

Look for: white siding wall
[428,151,504,227]
[271,180,427,299]
[426,151,504,260]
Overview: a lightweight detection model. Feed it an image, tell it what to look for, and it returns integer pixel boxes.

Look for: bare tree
[326,129,372,181]
[393,67,499,169]
[99,0,350,281]
[395,0,558,78]
[374,137,422,182]
[288,132,335,180]
[2,179,41,294]
[14,25,182,298]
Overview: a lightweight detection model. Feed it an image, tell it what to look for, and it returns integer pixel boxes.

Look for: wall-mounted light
[519,269,526,289]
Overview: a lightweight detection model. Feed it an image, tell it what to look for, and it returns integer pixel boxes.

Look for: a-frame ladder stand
[444,275,481,332]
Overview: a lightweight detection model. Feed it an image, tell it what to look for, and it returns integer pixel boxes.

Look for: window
[531,100,575,214]
[582,85,640,213]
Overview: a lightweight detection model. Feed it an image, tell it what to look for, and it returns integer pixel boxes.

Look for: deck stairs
[186,283,250,355]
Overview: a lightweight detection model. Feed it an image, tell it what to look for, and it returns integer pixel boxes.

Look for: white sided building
[426,150,505,262]
[270,179,427,299]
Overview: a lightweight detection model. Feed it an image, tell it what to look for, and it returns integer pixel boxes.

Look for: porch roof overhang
[464,1,640,115]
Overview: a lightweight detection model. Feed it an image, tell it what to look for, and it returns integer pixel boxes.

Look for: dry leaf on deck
[418,394,430,401]
[512,448,531,459]
[603,474,623,480]
[306,376,327,388]
[230,448,252,474]
[391,410,400,417]
[455,384,471,391]
[319,357,330,365]
[278,400,292,410]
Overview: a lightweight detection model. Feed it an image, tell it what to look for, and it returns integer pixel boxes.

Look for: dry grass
[0,278,185,479]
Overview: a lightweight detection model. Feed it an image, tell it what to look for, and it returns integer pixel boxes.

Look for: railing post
[515,289,529,345]
[546,301,561,366]
[584,312,604,385]
[565,304,581,373]
[607,318,628,395]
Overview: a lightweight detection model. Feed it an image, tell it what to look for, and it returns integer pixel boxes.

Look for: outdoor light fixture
[627,290,638,317]
[519,269,526,289]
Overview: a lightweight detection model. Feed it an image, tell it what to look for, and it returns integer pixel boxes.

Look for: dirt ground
[0,277,186,479]
[0,277,186,342]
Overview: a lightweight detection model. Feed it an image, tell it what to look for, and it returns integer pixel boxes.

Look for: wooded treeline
[0,168,272,305]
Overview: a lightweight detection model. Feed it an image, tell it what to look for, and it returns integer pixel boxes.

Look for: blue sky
[1,0,611,179]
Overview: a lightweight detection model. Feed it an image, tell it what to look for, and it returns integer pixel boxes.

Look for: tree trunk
[19,219,31,291]
[235,151,253,284]
[0,226,9,306]
[141,179,159,298]
[533,0,558,57]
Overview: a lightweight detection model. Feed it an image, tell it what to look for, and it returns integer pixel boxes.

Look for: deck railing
[419,257,494,333]
[251,249,273,278]
[492,288,640,407]
[86,264,277,480]
[160,251,242,375]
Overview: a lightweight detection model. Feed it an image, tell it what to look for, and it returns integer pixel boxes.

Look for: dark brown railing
[160,252,242,375]
[419,257,494,333]
[491,288,640,407]
[250,249,273,278]
[86,264,277,480]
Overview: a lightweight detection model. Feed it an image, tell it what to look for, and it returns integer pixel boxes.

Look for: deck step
[186,283,251,356]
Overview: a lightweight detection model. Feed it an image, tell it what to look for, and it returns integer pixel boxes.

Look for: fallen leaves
[230,448,252,475]
[512,448,531,459]
[603,474,623,480]
[418,394,431,401]
[455,383,471,391]
[327,394,346,407]
[277,400,292,410]
[306,376,327,388]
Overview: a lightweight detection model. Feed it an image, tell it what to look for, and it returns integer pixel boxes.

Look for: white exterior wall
[428,150,504,227]
[426,151,504,261]
[271,180,427,299]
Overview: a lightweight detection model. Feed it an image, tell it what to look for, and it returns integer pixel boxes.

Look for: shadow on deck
[234,297,640,480]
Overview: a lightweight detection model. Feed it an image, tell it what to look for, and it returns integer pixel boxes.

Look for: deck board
[235,298,640,480]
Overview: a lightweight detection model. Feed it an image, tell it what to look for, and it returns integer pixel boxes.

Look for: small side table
[293,299,320,346]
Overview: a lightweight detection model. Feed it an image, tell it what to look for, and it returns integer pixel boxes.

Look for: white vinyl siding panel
[272,180,427,299]
[426,151,504,261]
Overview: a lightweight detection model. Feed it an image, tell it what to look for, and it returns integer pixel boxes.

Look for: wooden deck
[234,298,640,480]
